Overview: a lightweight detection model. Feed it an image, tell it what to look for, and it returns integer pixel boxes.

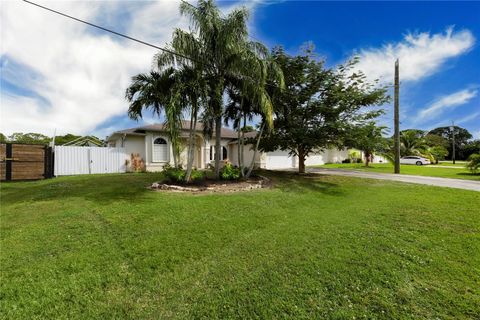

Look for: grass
[1,172,479,319]
[315,163,480,180]
[436,161,467,168]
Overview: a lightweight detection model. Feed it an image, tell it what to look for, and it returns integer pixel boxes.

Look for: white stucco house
[107,121,380,171]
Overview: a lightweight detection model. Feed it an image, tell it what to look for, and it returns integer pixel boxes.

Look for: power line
[22,0,285,91]
[22,0,197,63]
[22,0,381,100]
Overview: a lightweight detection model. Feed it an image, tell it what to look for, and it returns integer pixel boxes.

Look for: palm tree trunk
[246,123,264,178]
[172,140,178,168]
[236,114,243,177]
[240,114,246,177]
[184,101,197,183]
[214,116,222,179]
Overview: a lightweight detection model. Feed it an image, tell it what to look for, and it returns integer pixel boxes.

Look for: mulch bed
[150,175,271,193]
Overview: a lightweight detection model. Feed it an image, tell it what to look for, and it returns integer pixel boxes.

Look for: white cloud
[456,111,480,125]
[352,27,475,85]
[0,0,189,137]
[417,88,478,122]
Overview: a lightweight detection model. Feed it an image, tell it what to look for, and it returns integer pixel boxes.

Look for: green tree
[224,63,284,178]
[429,126,473,160]
[261,47,389,173]
[0,133,7,143]
[463,139,480,160]
[156,0,279,179]
[400,129,428,157]
[466,153,480,173]
[424,133,449,149]
[346,123,388,167]
[174,66,207,182]
[126,68,184,168]
[7,132,51,144]
[54,134,81,145]
[429,146,449,164]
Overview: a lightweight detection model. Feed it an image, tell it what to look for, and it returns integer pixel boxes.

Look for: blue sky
[1,0,479,139]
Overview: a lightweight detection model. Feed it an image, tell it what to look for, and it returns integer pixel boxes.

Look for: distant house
[107,121,352,171]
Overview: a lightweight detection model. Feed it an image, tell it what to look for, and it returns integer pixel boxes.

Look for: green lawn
[1,173,479,319]
[436,161,467,168]
[315,163,480,180]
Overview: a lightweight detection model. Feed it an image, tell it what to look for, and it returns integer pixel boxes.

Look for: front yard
[315,163,480,180]
[1,172,479,319]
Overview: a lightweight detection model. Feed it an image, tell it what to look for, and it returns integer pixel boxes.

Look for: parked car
[400,156,430,165]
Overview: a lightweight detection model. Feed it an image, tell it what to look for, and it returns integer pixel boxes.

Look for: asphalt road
[307,167,480,192]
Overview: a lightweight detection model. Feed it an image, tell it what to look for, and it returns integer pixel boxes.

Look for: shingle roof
[110,121,239,139]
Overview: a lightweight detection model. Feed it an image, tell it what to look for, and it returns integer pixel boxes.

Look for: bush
[163,164,206,183]
[342,159,351,164]
[162,164,185,183]
[220,162,241,180]
[466,153,480,173]
[189,169,205,182]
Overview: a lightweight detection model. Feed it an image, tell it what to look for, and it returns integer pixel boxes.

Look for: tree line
[346,126,479,166]
[0,133,103,146]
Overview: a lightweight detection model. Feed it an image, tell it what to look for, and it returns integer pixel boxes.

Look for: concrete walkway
[307,168,480,192]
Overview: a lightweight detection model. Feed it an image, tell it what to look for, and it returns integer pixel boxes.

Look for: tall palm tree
[125,68,184,167]
[225,57,284,178]
[175,66,207,182]
[155,0,282,179]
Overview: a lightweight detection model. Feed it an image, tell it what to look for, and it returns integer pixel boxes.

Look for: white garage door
[266,150,296,169]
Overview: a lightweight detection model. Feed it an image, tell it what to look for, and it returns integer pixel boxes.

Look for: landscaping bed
[151,175,271,193]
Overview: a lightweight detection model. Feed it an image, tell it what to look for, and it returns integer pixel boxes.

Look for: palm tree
[175,66,207,182]
[125,68,184,167]
[155,0,282,179]
[400,130,428,157]
[346,123,388,167]
[224,58,284,178]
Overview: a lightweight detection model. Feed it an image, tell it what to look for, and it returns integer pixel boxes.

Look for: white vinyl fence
[54,146,128,176]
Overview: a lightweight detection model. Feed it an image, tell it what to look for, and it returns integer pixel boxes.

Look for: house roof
[109,121,239,140]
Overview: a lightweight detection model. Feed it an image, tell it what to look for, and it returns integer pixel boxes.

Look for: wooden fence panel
[0,143,52,181]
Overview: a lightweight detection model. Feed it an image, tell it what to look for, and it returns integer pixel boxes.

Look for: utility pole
[394,59,400,174]
[451,121,456,164]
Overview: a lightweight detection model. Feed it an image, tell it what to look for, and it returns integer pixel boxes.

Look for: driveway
[307,167,480,192]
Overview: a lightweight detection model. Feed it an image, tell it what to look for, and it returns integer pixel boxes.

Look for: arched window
[152,137,168,162]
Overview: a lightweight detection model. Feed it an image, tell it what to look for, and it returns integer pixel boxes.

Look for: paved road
[307,168,480,192]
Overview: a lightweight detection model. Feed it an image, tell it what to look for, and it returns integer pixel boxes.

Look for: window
[153,137,168,162]
[222,146,228,160]
[209,145,228,160]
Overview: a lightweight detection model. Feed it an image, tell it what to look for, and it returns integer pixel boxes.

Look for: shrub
[189,169,205,182]
[342,159,351,163]
[220,162,241,180]
[162,164,185,183]
[466,153,480,173]
[162,164,206,183]
[348,150,361,162]
[356,158,363,164]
